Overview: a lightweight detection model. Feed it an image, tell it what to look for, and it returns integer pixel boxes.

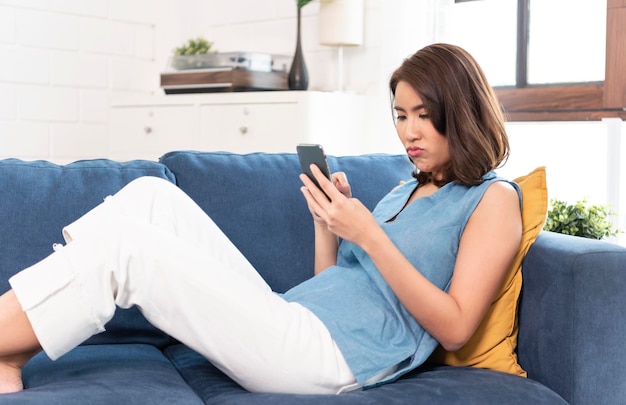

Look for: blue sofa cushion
[165,344,567,404]
[0,158,177,348]
[159,151,415,293]
[0,344,203,404]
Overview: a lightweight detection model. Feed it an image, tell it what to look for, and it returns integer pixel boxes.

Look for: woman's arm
[301,165,522,351]
[312,221,339,275]
[300,170,352,275]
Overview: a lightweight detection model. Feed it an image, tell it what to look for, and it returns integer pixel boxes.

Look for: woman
[0,43,521,395]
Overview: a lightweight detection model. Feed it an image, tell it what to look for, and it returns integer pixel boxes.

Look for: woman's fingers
[331,171,351,198]
[309,164,342,201]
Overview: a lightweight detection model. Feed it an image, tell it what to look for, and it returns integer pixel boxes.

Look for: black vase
[288,8,309,90]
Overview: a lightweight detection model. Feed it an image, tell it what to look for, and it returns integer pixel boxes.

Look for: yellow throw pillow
[429,166,548,377]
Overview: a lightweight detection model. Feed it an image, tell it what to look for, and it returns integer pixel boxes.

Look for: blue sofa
[1,150,624,404]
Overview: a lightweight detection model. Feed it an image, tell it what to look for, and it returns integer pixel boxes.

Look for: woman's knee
[122,176,176,195]
[111,176,178,204]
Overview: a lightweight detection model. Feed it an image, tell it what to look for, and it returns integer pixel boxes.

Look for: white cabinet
[109,91,365,160]
[109,105,197,160]
[197,102,299,153]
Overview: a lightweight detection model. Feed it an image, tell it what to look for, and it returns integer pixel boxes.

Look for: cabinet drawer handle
[239,126,248,135]
[144,126,153,134]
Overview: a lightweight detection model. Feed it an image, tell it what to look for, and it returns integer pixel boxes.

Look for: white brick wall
[17,9,80,50]
[0,84,16,120]
[49,0,108,17]
[0,121,49,157]
[80,90,109,123]
[0,6,15,43]
[19,85,79,122]
[0,46,49,84]
[80,19,136,56]
[109,0,158,24]
[0,0,158,162]
[51,122,108,158]
[50,52,109,88]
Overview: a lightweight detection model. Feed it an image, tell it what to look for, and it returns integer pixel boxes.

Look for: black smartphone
[297,143,332,197]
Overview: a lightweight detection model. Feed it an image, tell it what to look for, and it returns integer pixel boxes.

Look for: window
[527,0,606,85]
[437,0,626,120]
[437,0,518,86]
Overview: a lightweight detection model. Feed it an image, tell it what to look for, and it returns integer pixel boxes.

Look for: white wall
[0,0,166,161]
[500,120,626,246]
[0,0,624,244]
[0,0,435,162]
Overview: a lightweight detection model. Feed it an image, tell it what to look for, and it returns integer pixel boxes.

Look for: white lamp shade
[319,0,364,46]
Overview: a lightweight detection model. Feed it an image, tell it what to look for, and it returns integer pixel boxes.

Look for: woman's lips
[407,147,423,158]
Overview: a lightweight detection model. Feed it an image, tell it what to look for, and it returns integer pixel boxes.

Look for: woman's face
[393,80,450,181]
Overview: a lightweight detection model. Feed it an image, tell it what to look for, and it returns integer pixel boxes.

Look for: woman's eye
[395,115,406,122]
[419,113,430,119]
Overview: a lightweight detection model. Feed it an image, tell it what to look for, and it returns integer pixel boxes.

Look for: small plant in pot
[543,198,621,240]
[171,37,218,70]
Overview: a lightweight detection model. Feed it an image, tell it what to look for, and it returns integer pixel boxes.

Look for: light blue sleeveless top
[282,171,520,388]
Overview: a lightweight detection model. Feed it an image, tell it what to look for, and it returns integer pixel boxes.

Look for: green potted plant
[171,37,218,70]
[543,198,621,240]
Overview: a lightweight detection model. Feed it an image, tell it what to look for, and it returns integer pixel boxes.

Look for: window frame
[493,0,626,121]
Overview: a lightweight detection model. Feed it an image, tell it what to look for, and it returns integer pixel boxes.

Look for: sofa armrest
[518,231,626,405]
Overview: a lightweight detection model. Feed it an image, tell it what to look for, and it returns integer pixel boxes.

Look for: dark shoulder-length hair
[389,43,509,187]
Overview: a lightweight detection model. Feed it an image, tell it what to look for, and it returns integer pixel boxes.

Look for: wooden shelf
[160,68,288,94]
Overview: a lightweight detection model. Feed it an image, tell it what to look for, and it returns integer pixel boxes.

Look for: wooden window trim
[494,0,626,121]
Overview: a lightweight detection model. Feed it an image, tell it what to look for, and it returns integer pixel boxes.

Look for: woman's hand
[300,166,350,223]
[300,164,378,246]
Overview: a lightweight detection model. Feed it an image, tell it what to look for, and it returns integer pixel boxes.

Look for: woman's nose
[403,118,421,141]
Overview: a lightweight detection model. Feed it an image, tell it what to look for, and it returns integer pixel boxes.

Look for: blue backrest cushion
[160,151,414,292]
[0,158,176,348]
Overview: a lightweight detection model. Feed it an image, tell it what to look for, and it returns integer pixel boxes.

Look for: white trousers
[9,177,356,394]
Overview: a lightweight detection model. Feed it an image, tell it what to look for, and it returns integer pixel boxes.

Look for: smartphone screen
[297,143,332,196]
